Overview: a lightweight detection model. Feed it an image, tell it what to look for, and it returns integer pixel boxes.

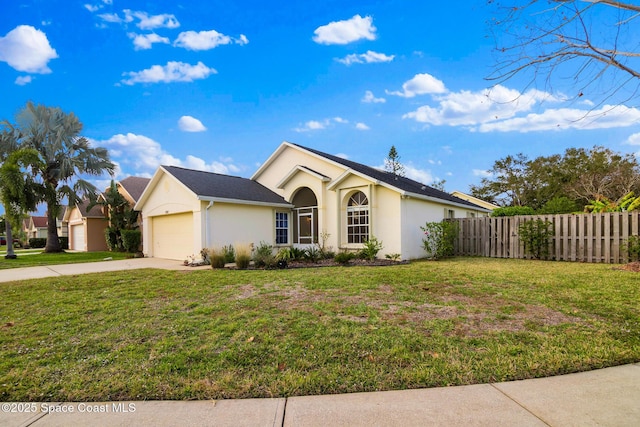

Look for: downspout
[205,201,214,249]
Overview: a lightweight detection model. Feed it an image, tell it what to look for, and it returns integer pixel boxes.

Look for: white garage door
[152,213,194,260]
[71,224,85,251]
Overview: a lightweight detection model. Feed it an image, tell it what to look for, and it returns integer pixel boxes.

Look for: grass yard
[1,257,639,401]
[0,251,130,269]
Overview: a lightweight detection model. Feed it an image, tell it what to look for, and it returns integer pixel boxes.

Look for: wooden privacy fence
[453,212,640,263]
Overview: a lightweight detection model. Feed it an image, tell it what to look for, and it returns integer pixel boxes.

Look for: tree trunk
[5,220,17,259]
[44,208,63,253]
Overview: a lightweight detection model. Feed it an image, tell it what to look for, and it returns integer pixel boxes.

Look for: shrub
[276,247,293,261]
[104,228,119,251]
[304,245,321,263]
[121,229,141,253]
[623,235,640,262]
[420,220,459,260]
[537,196,579,214]
[385,253,401,261]
[222,245,235,263]
[334,251,355,265]
[359,236,383,261]
[235,243,252,269]
[518,219,554,259]
[28,238,46,248]
[208,247,227,269]
[253,241,276,268]
[58,237,69,250]
[491,206,535,217]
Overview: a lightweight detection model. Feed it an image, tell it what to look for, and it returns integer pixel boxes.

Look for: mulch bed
[617,261,640,272]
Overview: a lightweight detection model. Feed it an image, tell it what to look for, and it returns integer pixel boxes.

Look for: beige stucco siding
[140,172,200,217]
[207,202,278,249]
[370,185,402,258]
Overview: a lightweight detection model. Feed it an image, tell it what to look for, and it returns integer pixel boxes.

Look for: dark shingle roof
[31,216,48,228]
[163,165,290,205]
[118,176,151,202]
[292,144,483,209]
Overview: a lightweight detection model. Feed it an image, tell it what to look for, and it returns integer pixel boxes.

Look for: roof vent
[421,186,426,190]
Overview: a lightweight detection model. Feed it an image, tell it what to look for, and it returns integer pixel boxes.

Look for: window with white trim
[347,191,369,244]
[275,212,289,244]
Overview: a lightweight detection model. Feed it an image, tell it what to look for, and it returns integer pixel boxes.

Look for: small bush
[334,251,355,265]
[304,245,321,263]
[235,243,252,269]
[623,235,640,262]
[491,206,535,217]
[360,236,383,261]
[385,253,401,261]
[222,245,235,263]
[121,229,141,253]
[253,241,276,268]
[421,220,459,260]
[518,219,554,259]
[104,228,119,251]
[276,247,293,261]
[208,247,227,269]
[58,237,69,250]
[28,238,46,248]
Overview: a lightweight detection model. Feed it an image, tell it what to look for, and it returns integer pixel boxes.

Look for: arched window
[347,191,369,244]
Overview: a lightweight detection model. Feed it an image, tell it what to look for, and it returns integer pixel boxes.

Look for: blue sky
[2,0,640,198]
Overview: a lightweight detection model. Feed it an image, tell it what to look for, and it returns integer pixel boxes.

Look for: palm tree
[10,102,115,252]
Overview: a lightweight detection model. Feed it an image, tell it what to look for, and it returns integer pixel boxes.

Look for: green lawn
[1,257,638,401]
[0,251,130,269]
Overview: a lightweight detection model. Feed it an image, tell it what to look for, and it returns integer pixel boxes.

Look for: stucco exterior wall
[205,202,277,249]
[86,218,108,251]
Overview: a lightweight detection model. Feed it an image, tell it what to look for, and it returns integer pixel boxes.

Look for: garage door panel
[71,224,84,251]
[152,213,193,260]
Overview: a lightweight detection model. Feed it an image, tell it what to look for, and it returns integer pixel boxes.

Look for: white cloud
[85,4,101,12]
[174,30,249,50]
[294,120,327,132]
[477,104,640,133]
[96,9,179,29]
[355,122,370,130]
[405,165,434,186]
[362,90,386,103]
[15,75,32,85]
[125,10,180,30]
[313,14,376,45]
[335,153,350,159]
[97,12,132,24]
[473,169,493,178]
[336,50,394,65]
[387,73,447,98]
[178,116,207,132]
[0,25,58,73]
[294,117,350,132]
[120,61,217,85]
[128,33,170,50]
[403,85,560,127]
[626,133,640,146]
[95,133,238,175]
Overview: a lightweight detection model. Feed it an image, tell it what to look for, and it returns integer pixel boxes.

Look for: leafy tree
[491,206,535,217]
[89,180,140,251]
[3,102,114,252]
[384,145,405,177]
[472,146,640,210]
[470,153,530,206]
[431,179,446,192]
[0,131,44,257]
[488,1,640,106]
[538,196,579,215]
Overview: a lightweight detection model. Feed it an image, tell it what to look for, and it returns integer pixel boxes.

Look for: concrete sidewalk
[0,257,209,283]
[2,363,639,426]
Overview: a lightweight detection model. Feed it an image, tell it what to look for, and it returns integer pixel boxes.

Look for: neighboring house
[450,191,499,213]
[23,216,48,239]
[23,213,68,241]
[65,199,108,252]
[136,142,490,261]
[63,177,151,252]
